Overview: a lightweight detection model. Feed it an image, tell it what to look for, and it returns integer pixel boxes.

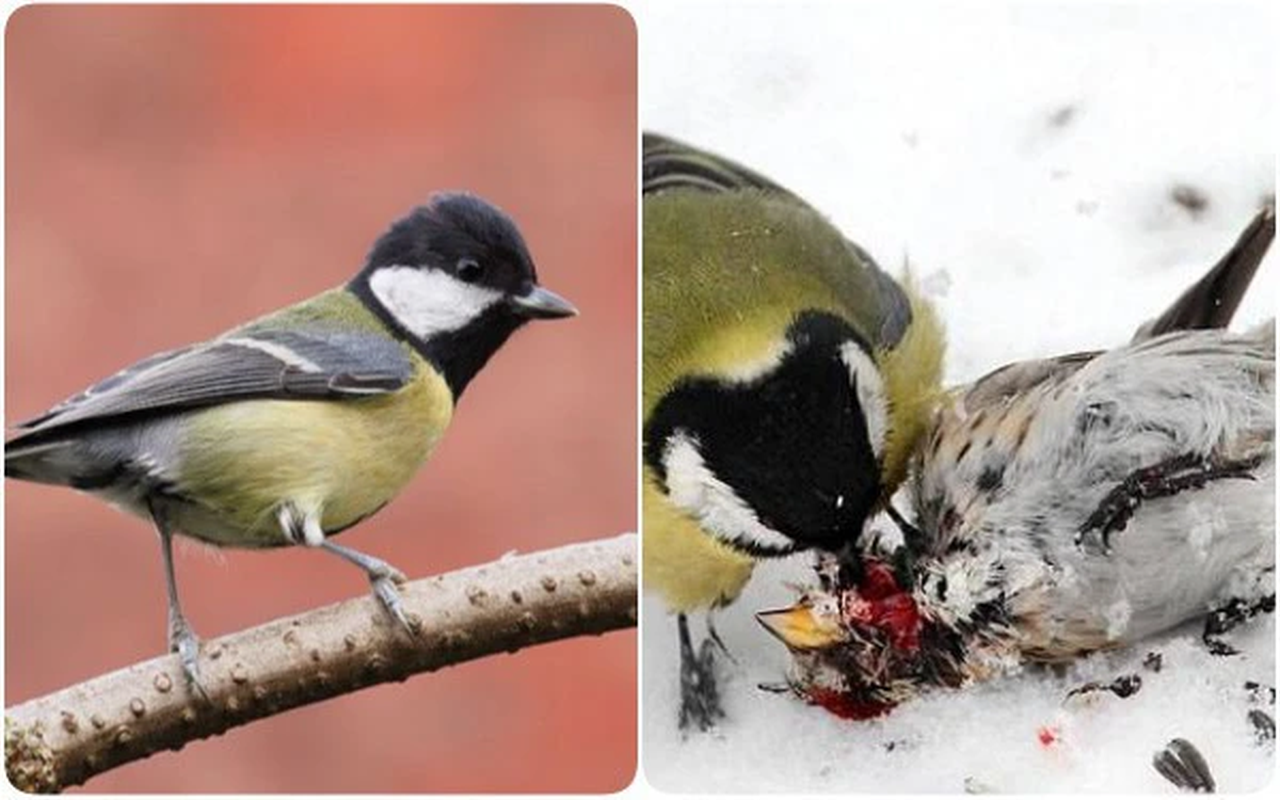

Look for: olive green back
[643,189,885,412]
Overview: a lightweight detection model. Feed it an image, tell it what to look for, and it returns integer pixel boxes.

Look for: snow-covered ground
[640,2,1276,792]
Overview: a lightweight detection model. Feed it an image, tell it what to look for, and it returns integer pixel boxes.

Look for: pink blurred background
[4,4,636,793]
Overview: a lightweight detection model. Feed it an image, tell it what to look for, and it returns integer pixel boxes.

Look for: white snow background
[640,1,1277,793]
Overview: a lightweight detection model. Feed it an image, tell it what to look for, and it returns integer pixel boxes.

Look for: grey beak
[509,285,578,319]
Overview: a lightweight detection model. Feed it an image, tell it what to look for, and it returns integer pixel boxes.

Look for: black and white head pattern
[645,310,888,558]
[351,192,573,397]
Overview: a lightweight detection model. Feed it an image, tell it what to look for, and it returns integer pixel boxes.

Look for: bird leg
[149,503,208,700]
[1202,594,1275,656]
[1077,452,1264,553]
[705,611,737,663]
[678,612,725,732]
[318,540,416,634]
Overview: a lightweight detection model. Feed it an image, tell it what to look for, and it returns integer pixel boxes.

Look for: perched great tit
[5,192,577,692]
[642,133,946,729]
[759,207,1275,721]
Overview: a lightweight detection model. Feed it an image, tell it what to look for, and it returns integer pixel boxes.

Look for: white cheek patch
[663,430,796,555]
[839,341,887,459]
[368,266,504,339]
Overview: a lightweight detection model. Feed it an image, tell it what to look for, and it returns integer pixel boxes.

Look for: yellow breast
[175,354,453,546]
[642,474,754,612]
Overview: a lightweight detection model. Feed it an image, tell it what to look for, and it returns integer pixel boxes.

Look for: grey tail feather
[4,437,73,483]
[1134,204,1275,341]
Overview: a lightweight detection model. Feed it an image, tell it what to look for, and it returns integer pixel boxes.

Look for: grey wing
[11,327,414,438]
[958,350,1099,413]
[920,328,1273,553]
[912,350,1102,556]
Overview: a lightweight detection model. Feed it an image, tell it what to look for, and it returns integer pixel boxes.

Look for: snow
[640,1,1276,792]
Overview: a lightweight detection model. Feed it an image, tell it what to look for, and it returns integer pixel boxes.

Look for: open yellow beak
[756,603,846,650]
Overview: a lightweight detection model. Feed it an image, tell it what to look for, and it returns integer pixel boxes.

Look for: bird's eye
[456,258,484,283]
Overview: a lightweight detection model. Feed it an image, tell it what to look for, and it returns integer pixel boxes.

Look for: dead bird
[759,207,1275,720]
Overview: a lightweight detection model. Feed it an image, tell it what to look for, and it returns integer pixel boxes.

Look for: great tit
[759,206,1274,720]
[642,133,946,729]
[5,192,577,692]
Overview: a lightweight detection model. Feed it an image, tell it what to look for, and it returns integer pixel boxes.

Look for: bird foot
[679,637,726,733]
[317,540,417,635]
[1077,452,1263,553]
[369,572,416,635]
[168,614,209,701]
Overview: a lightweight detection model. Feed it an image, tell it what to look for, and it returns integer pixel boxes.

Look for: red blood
[1037,726,1059,747]
[808,688,896,721]
[846,560,923,653]
[877,594,922,652]
[860,560,901,600]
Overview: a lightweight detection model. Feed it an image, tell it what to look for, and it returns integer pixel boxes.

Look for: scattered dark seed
[1170,184,1210,219]
[1248,709,1275,744]
[1244,681,1275,705]
[1152,738,1215,793]
[1047,104,1077,129]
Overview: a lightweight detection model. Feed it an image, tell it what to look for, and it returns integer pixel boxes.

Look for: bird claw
[168,615,209,701]
[679,641,726,733]
[370,574,416,635]
[1073,527,1111,556]
[1082,452,1265,557]
[677,614,726,733]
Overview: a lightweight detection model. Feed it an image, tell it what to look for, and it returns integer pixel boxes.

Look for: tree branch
[5,533,637,793]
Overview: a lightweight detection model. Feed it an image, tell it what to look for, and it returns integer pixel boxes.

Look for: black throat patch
[644,310,884,556]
